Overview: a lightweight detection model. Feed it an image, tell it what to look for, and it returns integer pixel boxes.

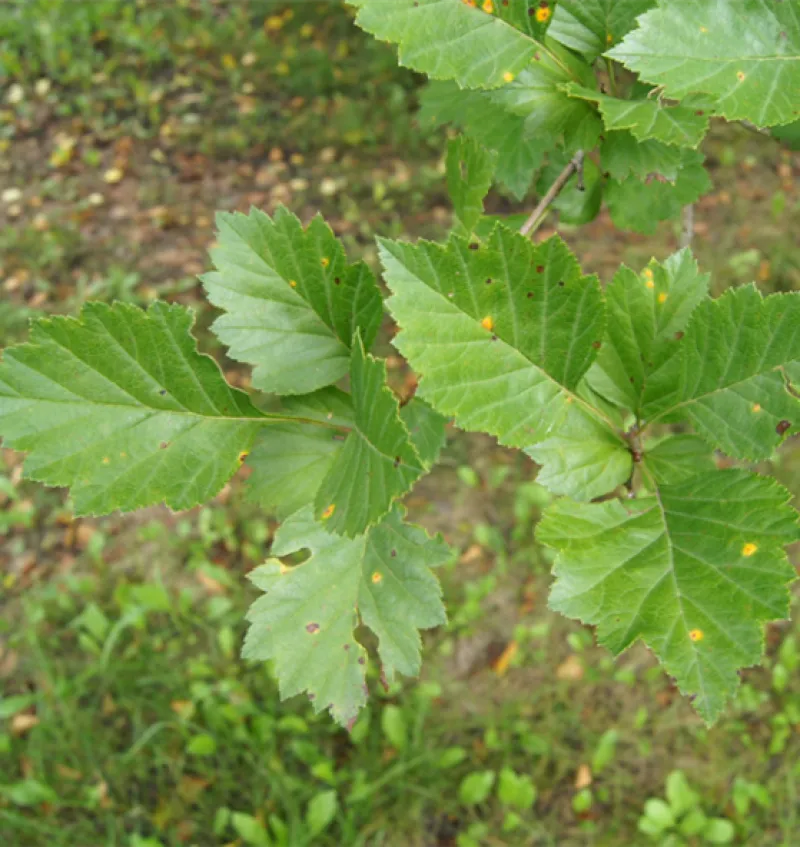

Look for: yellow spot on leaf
[289,279,297,288]
[535,6,552,23]
[752,403,761,413]
[120,452,127,459]
[279,563,290,574]
[606,32,613,45]
[689,629,704,642]
[482,0,494,12]
[320,257,330,268]
[643,268,655,288]
[102,457,110,465]
[737,71,746,82]
[699,26,708,33]
[658,292,668,304]
[503,72,515,83]
[371,571,383,584]
[238,451,249,463]
[742,542,758,557]
[481,315,494,331]
[321,504,336,520]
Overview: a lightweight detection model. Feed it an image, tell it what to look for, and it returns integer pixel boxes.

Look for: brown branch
[679,204,694,249]
[520,151,584,238]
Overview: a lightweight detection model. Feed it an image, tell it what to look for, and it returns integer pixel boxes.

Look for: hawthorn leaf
[535,153,603,225]
[446,136,497,237]
[550,0,656,58]
[492,0,556,40]
[245,388,352,519]
[646,286,800,459]
[350,0,539,89]
[605,151,712,234]
[314,336,425,537]
[586,249,710,415]
[539,469,799,724]
[600,131,685,182]
[202,206,382,396]
[379,227,633,501]
[243,506,451,726]
[565,84,710,148]
[608,0,800,127]
[400,398,448,469]
[419,81,545,198]
[643,434,716,484]
[0,302,264,515]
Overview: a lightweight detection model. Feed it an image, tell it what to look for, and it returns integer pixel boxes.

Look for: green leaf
[644,434,716,484]
[600,131,685,182]
[459,770,496,806]
[314,336,426,537]
[535,153,603,225]
[0,302,264,516]
[400,398,448,468]
[773,119,800,150]
[203,206,382,396]
[565,84,710,147]
[231,812,270,847]
[666,770,700,816]
[243,507,450,726]
[608,0,800,127]
[497,768,537,809]
[550,0,656,58]
[646,286,800,459]
[245,388,351,519]
[379,227,633,501]
[381,704,408,750]
[492,0,556,41]
[539,469,799,723]
[351,0,539,89]
[1,780,58,807]
[446,135,497,237]
[586,249,710,415]
[306,790,338,837]
[703,818,735,845]
[605,151,712,234]
[419,81,544,199]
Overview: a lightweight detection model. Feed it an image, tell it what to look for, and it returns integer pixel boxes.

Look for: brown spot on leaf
[592,341,601,349]
[306,622,320,634]
[358,656,366,666]
[777,420,791,435]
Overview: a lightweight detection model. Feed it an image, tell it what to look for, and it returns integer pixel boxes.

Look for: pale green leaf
[245,388,351,519]
[351,0,539,89]
[379,227,633,501]
[314,337,425,536]
[243,506,450,726]
[565,84,710,147]
[0,302,264,515]
[643,434,716,484]
[446,136,497,237]
[645,286,800,459]
[539,469,799,723]
[550,0,656,58]
[419,81,544,198]
[203,206,382,396]
[586,250,710,415]
[605,151,712,234]
[608,0,800,127]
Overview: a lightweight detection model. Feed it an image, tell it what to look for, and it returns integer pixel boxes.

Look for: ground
[1,2,800,846]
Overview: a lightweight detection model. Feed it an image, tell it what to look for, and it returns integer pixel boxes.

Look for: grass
[1,1,800,846]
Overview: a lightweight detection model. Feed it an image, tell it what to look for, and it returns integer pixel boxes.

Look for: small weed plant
[2,0,800,728]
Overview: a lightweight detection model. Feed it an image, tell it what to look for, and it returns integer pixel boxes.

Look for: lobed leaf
[646,286,800,459]
[203,206,382,396]
[0,302,265,515]
[379,226,633,501]
[350,0,539,89]
[539,469,799,724]
[243,506,451,727]
[446,135,497,237]
[608,0,800,127]
[549,0,656,58]
[314,337,426,537]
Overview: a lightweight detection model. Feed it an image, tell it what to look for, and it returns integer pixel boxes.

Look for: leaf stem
[520,151,584,238]
[679,204,694,249]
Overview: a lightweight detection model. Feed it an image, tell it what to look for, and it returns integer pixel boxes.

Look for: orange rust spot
[371,571,383,584]
[606,32,613,44]
[689,629,704,642]
[320,257,330,268]
[289,279,297,288]
[321,503,336,520]
[737,71,746,82]
[238,451,249,463]
[481,315,494,331]
[481,0,494,12]
[752,403,761,413]
[742,542,758,557]
[503,72,515,83]
[535,6,551,22]
[657,292,668,304]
